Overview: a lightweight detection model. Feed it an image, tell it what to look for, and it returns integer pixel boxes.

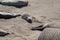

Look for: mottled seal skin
[31,22,60,31]
[38,28,60,40]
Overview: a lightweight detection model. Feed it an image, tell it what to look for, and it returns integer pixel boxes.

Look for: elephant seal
[0,29,10,37]
[0,0,28,8]
[21,14,42,23]
[31,22,60,31]
[0,12,21,19]
[21,14,32,23]
[38,28,60,40]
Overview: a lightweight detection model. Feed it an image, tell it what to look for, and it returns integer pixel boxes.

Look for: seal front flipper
[31,23,49,31]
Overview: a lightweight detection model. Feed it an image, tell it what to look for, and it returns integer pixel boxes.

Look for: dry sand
[0,0,60,40]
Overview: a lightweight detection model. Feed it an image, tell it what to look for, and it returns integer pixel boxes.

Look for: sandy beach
[0,0,60,40]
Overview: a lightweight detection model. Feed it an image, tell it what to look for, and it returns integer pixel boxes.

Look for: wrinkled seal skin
[0,0,28,8]
[38,28,60,40]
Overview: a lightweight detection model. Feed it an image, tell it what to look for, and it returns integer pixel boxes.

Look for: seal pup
[0,12,21,19]
[31,22,60,31]
[38,28,60,40]
[0,0,28,8]
[21,14,32,23]
[21,14,42,23]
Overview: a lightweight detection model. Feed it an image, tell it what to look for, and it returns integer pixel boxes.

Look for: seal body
[38,28,60,40]
[0,0,28,8]
[0,29,9,37]
[0,12,21,19]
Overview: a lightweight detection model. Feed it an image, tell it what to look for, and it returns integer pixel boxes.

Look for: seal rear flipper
[31,25,45,31]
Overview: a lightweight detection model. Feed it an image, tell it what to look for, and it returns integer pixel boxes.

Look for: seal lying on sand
[21,14,42,23]
[0,29,10,37]
[0,12,21,19]
[21,14,32,23]
[0,0,28,8]
[38,28,60,40]
[31,22,60,31]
